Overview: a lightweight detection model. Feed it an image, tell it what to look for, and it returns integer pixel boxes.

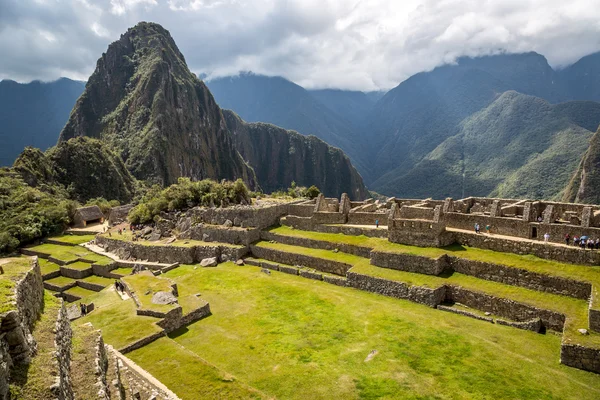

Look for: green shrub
[304,185,321,199]
[128,178,251,224]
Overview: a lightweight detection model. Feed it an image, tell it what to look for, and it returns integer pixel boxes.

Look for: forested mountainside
[559,51,600,101]
[206,73,372,179]
[223,110,369,199]
[563,127,600,204]
[374,91,600,200]
[0,78,85,166]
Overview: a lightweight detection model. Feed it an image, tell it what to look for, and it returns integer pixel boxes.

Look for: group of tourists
[565,234,600,249]
[474,223,491,234]
[79,303,88,316]
[114,280,126,293]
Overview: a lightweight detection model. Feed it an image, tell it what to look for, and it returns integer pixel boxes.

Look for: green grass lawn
[9,292,62,399]
[270,226,600,284]
[71,322,103,399]
[124,263,600,400]
[64,286,98,302]
[48,234,96,245]
[44,276,76,290]
[101,231,242,249]
[79,275,114,287]
[0,257,33,313]
[38,258,60,276]
[121,273,177,313]
[112,267,132,276]
[63,261,93,271]
[76,287,163,349]
[27,243,113,265]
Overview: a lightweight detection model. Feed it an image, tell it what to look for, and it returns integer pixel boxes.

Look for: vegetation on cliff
[59,22,256,188]
[223,110,368,200]
[563,127,600,204]
[128,177,251,224]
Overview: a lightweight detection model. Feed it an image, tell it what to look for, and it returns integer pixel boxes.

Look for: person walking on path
[485,225,491,234]
[375,219,379,228]
[475,223,480,234]
[565,233,571,246]
[543,232,550,243]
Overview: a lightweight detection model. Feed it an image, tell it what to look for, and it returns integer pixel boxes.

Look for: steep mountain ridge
[223,110,369,199]
[375,91,597,199]
[206,73,373,180]
[59,22,256,188]
[563,127,600,204]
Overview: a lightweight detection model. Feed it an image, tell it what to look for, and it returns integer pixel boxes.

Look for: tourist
[475,223,480,234]
[543,232,550,243]
[485,224,491,234]
[80,303,87,316]
[375,219,379,228]
[537,216,543,222]
[580,239,586,249]
[574,236,580,246]
[589,240,595,250]
[114,280,120,293]
[118,228,122,235]
[565,233,571,246]
[595,238,600,250]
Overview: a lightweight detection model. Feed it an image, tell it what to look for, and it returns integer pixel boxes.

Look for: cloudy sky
[1,0,600,91]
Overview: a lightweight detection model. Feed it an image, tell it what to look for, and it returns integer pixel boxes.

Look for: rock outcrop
[224,110,369,199]
[58,22,256,188]
[563,127,600,204]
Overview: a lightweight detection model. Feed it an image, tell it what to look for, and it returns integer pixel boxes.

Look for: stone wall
[347,212,388,226]
[445,286,565,331]
[187,224,261,246]
[189,202,298,229]
[453,231,600,266]
[250,245,351,276]
[54,300,74,400]
[282,216,388,238]
[399,206,435,220]
[436,305,494,323]
[370,251,447,276]
[94,333,110,400]
[312,212,346,224]
[288,203,315,218]
[447,257,592,300]
[260,231,371,258]
[96,236,248,265]
[346,272,446,307]
[180,301,211,326]
[389,220,454,247]
[560,343,600,373]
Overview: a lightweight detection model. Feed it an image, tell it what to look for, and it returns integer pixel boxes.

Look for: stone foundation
[560,343,600,373]
[250,245,351,276]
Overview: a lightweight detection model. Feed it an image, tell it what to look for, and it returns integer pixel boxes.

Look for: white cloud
[1,0,600,90]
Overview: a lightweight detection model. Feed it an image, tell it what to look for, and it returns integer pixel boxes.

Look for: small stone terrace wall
[250,245,351,276]
[347,212,388,226]
[561,343,600,373]
[187,225,261,246]
[260,231,371,258]
[370,252,446,276]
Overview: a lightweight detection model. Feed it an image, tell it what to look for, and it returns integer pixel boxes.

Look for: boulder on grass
[151,291,178,305]
[200,257,218,267]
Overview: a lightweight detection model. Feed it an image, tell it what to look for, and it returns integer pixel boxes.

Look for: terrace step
[244,257,348,286]
[60,261,94,279]
[62,286,98,303]
[71,323,110,399]
[44,276,77,292]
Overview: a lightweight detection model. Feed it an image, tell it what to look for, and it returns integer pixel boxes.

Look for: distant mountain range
[0,78,85,166]
[3,41,600,202]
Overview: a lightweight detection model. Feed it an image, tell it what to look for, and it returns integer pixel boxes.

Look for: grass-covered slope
[563,127,600,204]
[126,263,600,400]
[375,91,595,199]
[58,22,256,188]
[223,110,369,199]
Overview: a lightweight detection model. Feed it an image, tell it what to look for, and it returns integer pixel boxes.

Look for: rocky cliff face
[223,110,369,199]
[59,22,255,188]
[563,128,600,204]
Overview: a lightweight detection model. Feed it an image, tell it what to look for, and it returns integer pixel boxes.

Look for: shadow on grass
[443,243,467,252]
[168,326,190,339]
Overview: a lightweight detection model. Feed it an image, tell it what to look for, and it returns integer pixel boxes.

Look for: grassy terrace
[101,231,242,248]
[63,261,93,271]
[111,266,133,276]
[44,275,76,290]
[38,258,60,276]
[270,226,600,285]
[122,273,178,313]
[48,234,96,245]
[9,292,62,399]
[0,257,33,313]
[254,241,599,347]
[79,274,114,287]
[71,322,103,399]
[64,286,98,301]
[26,242,113,265]
[125,263,600,400]
[76,287,163,349]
